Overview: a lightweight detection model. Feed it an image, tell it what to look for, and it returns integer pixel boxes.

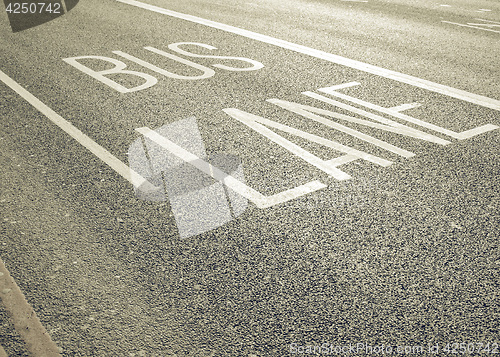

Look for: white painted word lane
[60,41,499,208]
[135,79,499,209]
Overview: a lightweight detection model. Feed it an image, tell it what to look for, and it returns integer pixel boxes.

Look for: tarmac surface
[0,0,499,355]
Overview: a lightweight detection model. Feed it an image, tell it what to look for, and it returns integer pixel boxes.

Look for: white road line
[475,19,500,25]
[442,21,500,34]
[389,102,422,112]
[115,0,500,111]
[0,69,157,192]
[61,0,68,13]
[467,23,500,28]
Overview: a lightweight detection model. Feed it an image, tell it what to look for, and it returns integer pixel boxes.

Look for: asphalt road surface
[1,0,499,356]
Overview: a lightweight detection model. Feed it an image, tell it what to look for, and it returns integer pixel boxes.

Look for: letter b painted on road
[62,56,158,93]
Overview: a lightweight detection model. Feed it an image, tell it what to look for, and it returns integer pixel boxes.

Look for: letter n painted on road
[223,108,393,181]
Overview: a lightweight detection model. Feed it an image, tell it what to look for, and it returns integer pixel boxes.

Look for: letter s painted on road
[168,42,264,71]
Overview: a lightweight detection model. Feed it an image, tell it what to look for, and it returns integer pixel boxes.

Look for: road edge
[0,257,62,357]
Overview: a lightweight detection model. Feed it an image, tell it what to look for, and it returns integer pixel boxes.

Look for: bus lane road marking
[3,0,499,214]
[0,68,325,209]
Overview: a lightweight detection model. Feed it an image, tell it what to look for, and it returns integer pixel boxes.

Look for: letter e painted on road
[318,82,499,140]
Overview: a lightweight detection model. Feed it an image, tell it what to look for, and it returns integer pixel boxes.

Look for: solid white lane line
[0,69,157,191]
[115,0,500,111]
[467,22,500,28]
[442,21,500,34]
